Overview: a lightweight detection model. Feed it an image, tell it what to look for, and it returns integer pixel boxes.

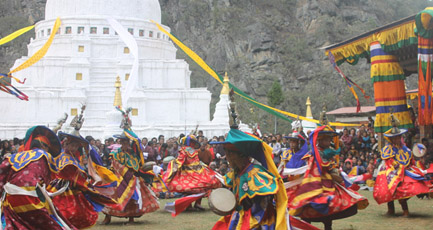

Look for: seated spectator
[214,136,226,166]
[348,144,358,157]
[1,140,12,160]
[158,143,169,164]
[356,159,366,175]
[360,131,371,151]
[359,154,368,168]
[269,136,281,166]
[370,137,379,154]
[340,128,353,149]
[343,160,353,175]
[144,141,157,162]
[216,161,229,176]
[422,138,433,164]
[198,142,212,166]
[209,162,217,171]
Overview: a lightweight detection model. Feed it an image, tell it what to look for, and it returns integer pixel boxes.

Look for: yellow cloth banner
[261,142,288,230]
[0,25,34,46]
[152,20,360,127]
[9,18,61,75]
[152,22,222,85]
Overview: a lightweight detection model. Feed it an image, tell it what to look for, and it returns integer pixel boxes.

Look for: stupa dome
[45,0,161,23]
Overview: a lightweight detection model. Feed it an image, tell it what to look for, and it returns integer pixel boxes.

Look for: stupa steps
[88,85,115,90]
[85,111,112,118]
[89,73,119,79]
[86,110,111,119]
[86,87,115,92]
[85,102,115,111]
[86,101,114,108]
[89,78,123,87]
[88,70,117,76]
[86,93,115,99]
[86,98,114,104]
[85,111,111,117]
[88,82,118,88]
[82,119,106,126]
[89,77,118,83]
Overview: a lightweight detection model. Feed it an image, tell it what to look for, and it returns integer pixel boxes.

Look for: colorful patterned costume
[212,129,289,230]
[0,126,76,230]
[373,144,432,204]
[287,126,368,225]
[103,129,159,218]
[48,147,116,229]
[213,163,279,229]
[163,146,221,194]
[280,132,310,211]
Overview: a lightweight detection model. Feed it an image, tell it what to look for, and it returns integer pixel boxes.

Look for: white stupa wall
[45,0,162,23]
[0,0,231,139]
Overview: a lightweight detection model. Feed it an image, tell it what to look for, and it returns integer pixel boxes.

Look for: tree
[267,80,284,133]
[267,80,284,107]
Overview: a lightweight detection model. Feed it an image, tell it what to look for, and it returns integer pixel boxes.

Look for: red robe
[373,144,432,204]
[0,149,77,230]
[163,146,221,194]
[287,154,369,219]
[48,152,112,229]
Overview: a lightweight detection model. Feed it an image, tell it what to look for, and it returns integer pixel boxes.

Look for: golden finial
[319,104,329,125]
[114,76,122,107]
[306,97,313,118]
[221,72,230,95]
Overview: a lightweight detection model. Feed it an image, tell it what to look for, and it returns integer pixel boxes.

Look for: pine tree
[267,80,283,107]
[267,80,284,133]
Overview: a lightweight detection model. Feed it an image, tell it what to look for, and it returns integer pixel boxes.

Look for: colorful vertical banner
[415,8,433,125]
[417,37,433,125]
[370,41,413,133]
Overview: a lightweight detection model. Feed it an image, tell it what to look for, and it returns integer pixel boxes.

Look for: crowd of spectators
[1,120,432,186]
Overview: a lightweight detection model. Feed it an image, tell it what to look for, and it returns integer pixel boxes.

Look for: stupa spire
[114,76,122,107]
[306,97,312,118]
[221,72,230,95]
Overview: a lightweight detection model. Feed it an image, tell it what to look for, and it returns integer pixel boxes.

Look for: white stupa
[0,0,231,139]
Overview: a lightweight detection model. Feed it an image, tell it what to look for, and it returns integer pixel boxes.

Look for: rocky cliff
[0,0,429,132]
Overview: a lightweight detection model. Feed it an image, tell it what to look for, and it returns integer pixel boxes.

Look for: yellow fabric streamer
[236,90,360,127]
[0,25,34,46]
[261,142,288,230]
[152,22,222,85]
[326,20,416,65]
[9,18,61,75]
[152,20,360,127]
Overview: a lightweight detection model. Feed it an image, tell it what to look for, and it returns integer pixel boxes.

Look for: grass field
[93,190,433,230]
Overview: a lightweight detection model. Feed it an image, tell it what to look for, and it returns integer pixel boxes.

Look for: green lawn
[92,191,433,230]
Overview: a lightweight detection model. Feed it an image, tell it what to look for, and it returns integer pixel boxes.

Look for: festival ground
[92,190,433,230]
